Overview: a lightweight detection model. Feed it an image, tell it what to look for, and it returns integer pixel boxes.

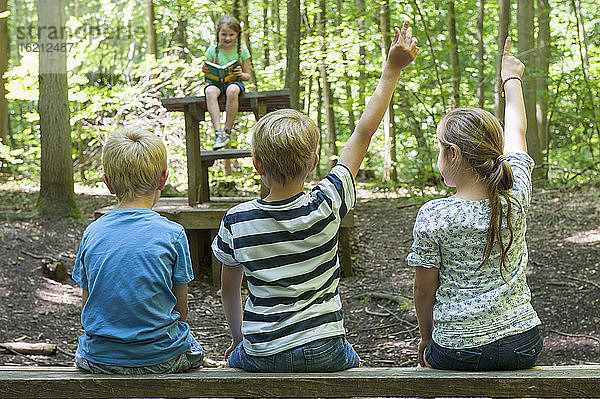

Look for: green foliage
[2,0,599,194]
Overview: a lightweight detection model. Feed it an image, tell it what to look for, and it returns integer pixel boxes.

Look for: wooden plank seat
[95,197,354,286]
[161,89,292,122]
[1,365,599,398]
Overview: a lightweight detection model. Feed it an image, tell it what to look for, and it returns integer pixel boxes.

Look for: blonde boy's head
[251,109,319,185]
[102,127,167,202]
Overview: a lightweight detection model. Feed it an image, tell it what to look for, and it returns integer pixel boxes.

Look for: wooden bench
[95,198,354,286]
[161,89,291,205]
[1,365,599,398]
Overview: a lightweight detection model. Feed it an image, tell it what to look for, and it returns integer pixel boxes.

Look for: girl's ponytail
[480,156,515,281]
[438,108,522,281]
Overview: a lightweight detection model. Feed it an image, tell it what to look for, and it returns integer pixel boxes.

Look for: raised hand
[387,21,419,71]
[501,37,525,80]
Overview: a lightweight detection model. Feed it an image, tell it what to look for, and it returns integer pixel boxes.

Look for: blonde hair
[251,109,319,185]
[102,127,167,203]
[437,107,520,280]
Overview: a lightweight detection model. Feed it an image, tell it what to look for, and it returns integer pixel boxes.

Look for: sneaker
[213,130,230,150]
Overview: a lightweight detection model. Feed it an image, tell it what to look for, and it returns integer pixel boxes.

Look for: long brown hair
[214,16,242,63]
[437,107,522,281]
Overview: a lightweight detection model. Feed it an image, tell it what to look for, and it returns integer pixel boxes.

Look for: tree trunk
[536,0,550,174]
[477,0,485,109]
[495,0,510,120]
[411,0,446,110]
[317,0,336,169]
[379,0,396,182]
[285,0,300,109]
[37,0,79,219]
[316,71,323,177]
[448,0,460,108]
[146,0,157,56]
[356,0,367,109]
[240,0,258,90]
[517,0,542,168]
[0,0,8,144]
[263,0,270,67]
[273,0,283,79]
[337,0,355,134]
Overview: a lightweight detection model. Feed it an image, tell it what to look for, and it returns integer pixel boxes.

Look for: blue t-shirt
[72,208,194,367]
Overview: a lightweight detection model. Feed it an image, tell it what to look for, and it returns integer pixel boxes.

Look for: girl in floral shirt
[408,37,542,371]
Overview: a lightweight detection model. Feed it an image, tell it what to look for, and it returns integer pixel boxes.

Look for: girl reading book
[202,16,252,150]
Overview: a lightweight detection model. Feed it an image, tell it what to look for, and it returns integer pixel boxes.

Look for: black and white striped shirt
[212,164,356,356]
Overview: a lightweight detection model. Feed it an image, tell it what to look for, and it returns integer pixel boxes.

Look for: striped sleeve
[313,164,356,219]
[211,215,240,267]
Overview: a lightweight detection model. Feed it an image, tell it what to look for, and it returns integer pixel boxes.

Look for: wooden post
[210,229,221,287]
[338,227,352,277]
[184,106,202,205]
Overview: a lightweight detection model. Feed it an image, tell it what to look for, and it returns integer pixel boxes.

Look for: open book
[204,59,239,85]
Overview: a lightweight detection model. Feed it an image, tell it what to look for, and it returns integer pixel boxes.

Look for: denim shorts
[74,334,205,374]
[424,326,543,371]
[228,335,360,372]
[205,80,246,95]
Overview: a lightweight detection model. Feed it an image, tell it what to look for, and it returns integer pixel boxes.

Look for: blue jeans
[228,336,360,372]
[74,334,205,374]
[424,326,542,371]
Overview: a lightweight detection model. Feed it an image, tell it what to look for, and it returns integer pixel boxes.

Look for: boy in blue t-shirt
[212,21,419,372]
[73,127,204,374]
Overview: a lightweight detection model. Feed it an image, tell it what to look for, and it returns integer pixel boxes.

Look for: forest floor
[0,182,599,367]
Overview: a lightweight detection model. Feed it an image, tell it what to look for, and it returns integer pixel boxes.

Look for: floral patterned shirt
[407,151,541,349]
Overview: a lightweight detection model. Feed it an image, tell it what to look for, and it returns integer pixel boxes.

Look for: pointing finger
[503,36,511,56]
[400,20,409,39]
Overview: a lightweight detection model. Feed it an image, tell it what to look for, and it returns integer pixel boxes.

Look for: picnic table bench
[1,365,599,398]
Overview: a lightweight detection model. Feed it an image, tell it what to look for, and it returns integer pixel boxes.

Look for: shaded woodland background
[0,0,599,215]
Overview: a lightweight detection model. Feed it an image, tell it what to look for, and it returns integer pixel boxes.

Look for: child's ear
[308,153,319,174]
[449,145,460,164]
[157,169,169,190]
[102,174,116,194]
[253,157,265,175]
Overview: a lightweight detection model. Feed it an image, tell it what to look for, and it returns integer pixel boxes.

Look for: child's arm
[338,21,419,178]
[221,263,244,360]
[173,283,189,321]
[413,267,438,367]
[81,288,89,310]
[234,58,251,81]
[501,37,527,154]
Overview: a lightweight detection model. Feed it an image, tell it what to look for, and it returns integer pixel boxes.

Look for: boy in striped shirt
[212,21,419,372]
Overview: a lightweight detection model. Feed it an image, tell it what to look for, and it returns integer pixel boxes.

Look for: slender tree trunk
[273,0,283,79]
[146,0,157,56]
[379,0,396,182]
[0,0,8,144]
[536,0,550,176]
[448,0,460,108]
[571,0,600,155]
[263,0,270,67]
[495,0,510,120]
[518,0,542,168]
[240,0,258,90]
[285,0,300,109]
[316,72,323,177]
[37,0,79,218]
[356,0,367,109]
[317,0,336,169]
[477,0,485,109]
[411,0,446,110]
[337,0,355,134]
